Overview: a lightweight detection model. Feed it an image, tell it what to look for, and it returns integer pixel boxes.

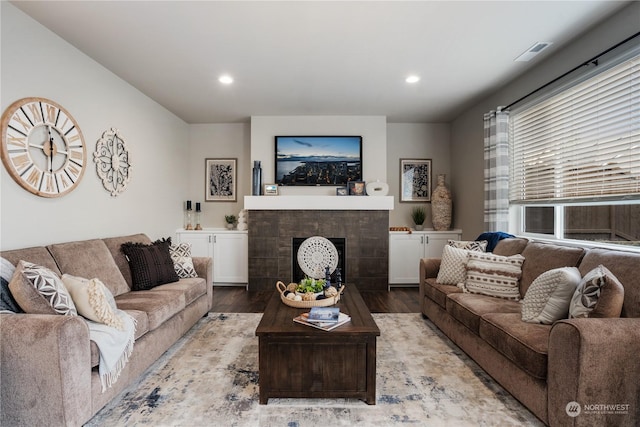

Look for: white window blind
[509,54,640,204]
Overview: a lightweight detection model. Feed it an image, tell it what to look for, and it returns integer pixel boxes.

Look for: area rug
[85,313,543,426]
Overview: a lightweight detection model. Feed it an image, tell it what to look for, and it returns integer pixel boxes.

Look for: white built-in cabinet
[176,229,248,287]
[389,229,462,286]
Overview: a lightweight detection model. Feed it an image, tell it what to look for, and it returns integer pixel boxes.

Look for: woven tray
[276,281,344,308]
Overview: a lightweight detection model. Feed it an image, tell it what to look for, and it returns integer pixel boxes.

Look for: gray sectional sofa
[1,233,212,426]
[420,238,640,427]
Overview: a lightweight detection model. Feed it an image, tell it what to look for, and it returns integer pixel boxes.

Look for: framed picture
[336,186,348,196]
[264,183,279,196]
[400,159,432,202]
[205,158,237,202]
[348,181,366,196]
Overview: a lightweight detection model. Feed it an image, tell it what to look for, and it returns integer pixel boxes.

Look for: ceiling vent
[515,42,553,62]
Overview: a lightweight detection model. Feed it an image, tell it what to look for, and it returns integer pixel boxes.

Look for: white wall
[187,123,250,227]
[450,1,640,240]
[0,3,189,249]
[250,116,387,196]
[386,123,450,227]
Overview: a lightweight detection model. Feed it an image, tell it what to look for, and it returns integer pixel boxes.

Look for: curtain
[483,109,510,232]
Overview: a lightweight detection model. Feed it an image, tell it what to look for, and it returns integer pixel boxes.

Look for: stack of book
[293,307,351,331]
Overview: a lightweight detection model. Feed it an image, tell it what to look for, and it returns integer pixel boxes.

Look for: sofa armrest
[192,256,213,309]
[548,318,640,427]
[419,258,441,283]
[1,313,92,426]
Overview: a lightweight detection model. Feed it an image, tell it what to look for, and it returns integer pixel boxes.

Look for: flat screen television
[275,136,362,186]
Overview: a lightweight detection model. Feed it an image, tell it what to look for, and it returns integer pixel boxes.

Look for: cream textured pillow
[8,260,77,316]
[569,265,625,318]
[169,243,198,278]
[436,245,470,285]
[62,274,124,330]
[521,267,582,324]
[448,239,488,252]
[462,251,525,300]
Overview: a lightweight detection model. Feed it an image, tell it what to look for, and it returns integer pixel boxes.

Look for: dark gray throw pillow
[0,257,22,312]
[121,238,179,291]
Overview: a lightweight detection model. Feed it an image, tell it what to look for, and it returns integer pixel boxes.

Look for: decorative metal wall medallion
[94,128,131,196]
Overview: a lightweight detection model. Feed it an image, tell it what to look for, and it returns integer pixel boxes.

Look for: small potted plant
[224,214,237,230]
[411,206,426,231]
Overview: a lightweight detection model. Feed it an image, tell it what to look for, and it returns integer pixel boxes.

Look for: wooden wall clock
[1,97,87,197]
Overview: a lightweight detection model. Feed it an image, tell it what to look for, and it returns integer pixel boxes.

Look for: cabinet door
[423,232,462,259]
[389,233,424,284]
[213,233,248,284]
[176,232,213,258]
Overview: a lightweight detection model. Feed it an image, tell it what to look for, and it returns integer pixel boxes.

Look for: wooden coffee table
[255,285,380,404]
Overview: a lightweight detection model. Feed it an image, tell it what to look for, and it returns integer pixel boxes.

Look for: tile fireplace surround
[245,196,392,292]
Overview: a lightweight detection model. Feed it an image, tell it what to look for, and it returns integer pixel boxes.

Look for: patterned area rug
[85,313,543,426]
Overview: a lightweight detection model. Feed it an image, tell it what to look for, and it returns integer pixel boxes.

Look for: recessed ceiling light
[405,75,420,83]
[219,75,234,84]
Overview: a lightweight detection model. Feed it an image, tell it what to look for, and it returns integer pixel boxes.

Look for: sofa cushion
[90,308,149,368]
[0,246,61,276]
[48,239,130,297]
[115,290,185,331]
[492,238,529,256]
[62,274,124,330]
[169,243,198,278]
[103,234,152,290]
[577,248,640,318]
[436,245,469,285]
[446,292,521,334]
[121,238,179,291]
[462,251,524,300]
[479,312,550,380]
[569,265,624,319]
[9,261,77,316]
[423,278,462,309]
[154,278,207,306]
[519,242,585,297]
[521,267,582,324]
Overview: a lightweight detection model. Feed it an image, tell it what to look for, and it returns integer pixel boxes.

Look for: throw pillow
[62,274,124,330]
[462,251,525,300]
[121,238,179,291]
[1,257,22,313]
[521,267,582,324]
[569,265,625,318]
[8,260,77,316]
[436,245,470,285]
[448,239,488,252]
[169,243,198,278]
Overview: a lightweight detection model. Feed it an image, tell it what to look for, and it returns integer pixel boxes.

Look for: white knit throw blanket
[87,310,136,392]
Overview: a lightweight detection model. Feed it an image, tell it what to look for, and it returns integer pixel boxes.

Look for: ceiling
[11,1,631,124]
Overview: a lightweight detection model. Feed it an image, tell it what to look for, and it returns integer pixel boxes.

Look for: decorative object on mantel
[224,214,236,230]
[432,174,452,230]
[205,158,237,202]
[400,158,432,202]
[348,181,366,195]
[252,160,262,196]
[184,200,194,230]
[263,183,278,196]
[94,127,131,197]
[411,206,426,231]
[366,180,389,196]
[194,203,202,230]
[237,209,248,231]
[336,186,348,196]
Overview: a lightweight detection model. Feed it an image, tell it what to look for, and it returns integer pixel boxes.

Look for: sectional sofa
[420,237,639,426]
[0,233,212,426]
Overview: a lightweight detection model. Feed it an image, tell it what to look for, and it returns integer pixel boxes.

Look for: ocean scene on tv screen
[275,136,362,185]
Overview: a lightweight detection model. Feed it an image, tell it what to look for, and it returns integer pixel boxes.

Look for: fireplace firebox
[292,237,346,284]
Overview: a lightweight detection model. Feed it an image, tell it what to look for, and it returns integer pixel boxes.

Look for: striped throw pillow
[461,251,525,300]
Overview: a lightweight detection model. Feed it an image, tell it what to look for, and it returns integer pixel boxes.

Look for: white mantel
[244,195,394,210]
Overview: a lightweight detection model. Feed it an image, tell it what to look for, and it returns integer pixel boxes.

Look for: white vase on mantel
[431,174,452,231]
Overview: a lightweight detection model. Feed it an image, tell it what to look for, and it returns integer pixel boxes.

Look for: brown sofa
[0,233,212,426]
[420,238,640,427]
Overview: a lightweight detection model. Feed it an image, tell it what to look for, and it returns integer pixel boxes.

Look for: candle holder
[184,200,193,230]
[195,202,202,230]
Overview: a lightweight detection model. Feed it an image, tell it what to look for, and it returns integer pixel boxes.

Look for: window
[510,49,640,248]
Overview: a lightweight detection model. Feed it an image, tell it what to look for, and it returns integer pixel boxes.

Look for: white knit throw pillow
[521,267,582,324]
[436,245,470,285]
